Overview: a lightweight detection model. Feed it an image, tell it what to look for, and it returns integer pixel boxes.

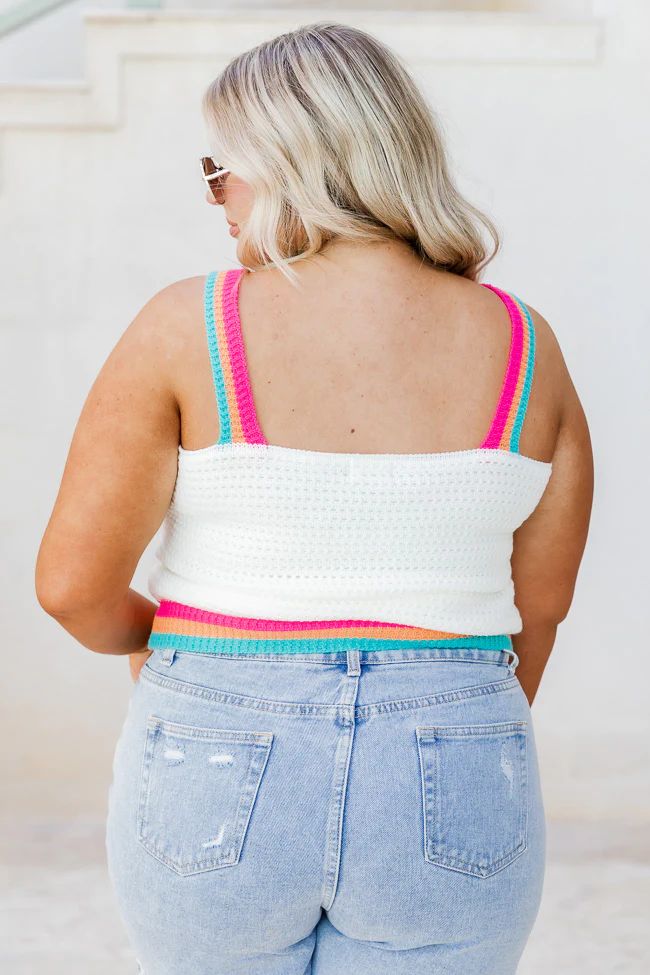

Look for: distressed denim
[105,645,546,974]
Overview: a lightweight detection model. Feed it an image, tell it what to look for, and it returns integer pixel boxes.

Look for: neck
[307,235,424,274]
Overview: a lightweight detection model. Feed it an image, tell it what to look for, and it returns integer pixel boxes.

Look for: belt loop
[346,649,361,676]
[507,647,519,675]
[160,646,177,668]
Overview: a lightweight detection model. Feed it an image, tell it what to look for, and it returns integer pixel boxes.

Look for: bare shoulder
[447,278,569,461]
[115,275,205,352]
[525,302,589,437]
[117,275,208,400]
[131,274,206,341]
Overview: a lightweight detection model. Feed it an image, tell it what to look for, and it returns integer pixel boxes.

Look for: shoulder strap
[203,268,267,446]
[204,269,232,444]
[479,285,537,453]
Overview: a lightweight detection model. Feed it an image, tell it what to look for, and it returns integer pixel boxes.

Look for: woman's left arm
[35,280,194,663]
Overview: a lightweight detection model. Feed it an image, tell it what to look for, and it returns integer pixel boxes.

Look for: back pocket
[137,715,274,876]
[416,721,528,878]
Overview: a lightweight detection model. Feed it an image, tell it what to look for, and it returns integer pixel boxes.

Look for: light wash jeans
[105,645,546,974]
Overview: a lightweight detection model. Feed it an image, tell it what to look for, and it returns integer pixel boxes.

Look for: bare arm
[34,278,201,664]
[510,310,594,706]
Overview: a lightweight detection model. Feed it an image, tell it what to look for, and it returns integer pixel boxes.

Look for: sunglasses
[200,157,230,201]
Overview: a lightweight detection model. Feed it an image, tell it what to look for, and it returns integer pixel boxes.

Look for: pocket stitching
[146,714,273,745]
[416,721,528,878]
[417,720,527,738]
[136,715,274,875]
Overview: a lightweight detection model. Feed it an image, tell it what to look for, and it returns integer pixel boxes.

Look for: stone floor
[1,817,648,973]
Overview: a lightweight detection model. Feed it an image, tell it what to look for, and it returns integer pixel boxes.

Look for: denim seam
[139,665,520,718]
[148,649,511,667]
[147,715,273,745]
[416,721,527,737]
[424,842,528,877]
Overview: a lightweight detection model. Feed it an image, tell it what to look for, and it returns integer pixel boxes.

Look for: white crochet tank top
[146,268,553,656]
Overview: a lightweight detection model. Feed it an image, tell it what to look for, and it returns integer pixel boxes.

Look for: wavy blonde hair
[202,21,499,284]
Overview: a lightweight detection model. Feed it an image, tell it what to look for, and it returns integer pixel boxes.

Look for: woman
[35,21,593,975]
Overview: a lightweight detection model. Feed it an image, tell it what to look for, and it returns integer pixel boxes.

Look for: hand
[129,648,153,683]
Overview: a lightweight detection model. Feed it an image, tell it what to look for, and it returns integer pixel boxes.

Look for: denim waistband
[154,644,520,676]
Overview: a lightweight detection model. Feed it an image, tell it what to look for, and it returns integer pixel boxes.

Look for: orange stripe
[151,614,471,642]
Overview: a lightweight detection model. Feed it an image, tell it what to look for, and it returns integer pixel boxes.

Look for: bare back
[175,242,561,465]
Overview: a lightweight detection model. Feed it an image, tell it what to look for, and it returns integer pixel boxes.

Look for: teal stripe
[148,631,513,655]
[509,293,536,454]
[204,270,232,444]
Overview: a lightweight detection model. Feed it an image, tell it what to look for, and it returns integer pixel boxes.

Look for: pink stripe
[480,285,524,449]
[156,600,408,631]
[221,268,268,444]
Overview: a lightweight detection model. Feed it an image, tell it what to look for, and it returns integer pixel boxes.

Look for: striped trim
[148,600,514,655]
[204,268,267,446]
[480,286,536,453]
[508,295,536,452]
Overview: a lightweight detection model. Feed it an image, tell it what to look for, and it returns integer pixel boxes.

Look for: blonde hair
[202,21,499,284]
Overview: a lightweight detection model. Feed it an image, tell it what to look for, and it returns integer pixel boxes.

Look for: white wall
[0,0,128,81]
[1,3,648,821]
[0,2,598,80]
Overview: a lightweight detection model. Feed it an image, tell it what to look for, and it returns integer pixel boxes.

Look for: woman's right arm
[510,309,595,707]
